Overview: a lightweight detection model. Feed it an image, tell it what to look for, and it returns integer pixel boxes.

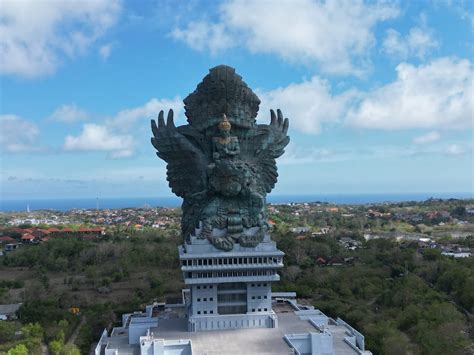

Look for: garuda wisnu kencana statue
[151,65,289,251]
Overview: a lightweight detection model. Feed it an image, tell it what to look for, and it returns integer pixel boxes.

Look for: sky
[0,0,473,200]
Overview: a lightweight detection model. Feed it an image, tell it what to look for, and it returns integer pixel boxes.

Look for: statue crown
[218,114,232,131]
[183,65,260,131]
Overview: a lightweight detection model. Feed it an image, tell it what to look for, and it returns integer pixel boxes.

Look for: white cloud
[413,131,441,144]
[0,0,121,78]
[107,97,183,132]
[171,21,233,55]
[63,123,134,158]
[258,76,357,134]
[279,140,472,166]
[0,114,44,153]
[99,43,113,61]
[61,97,182,158]
[279,143,337,165]
[48,104,89,123]
[347,57,474,130]
[383,26,439,60]
[446,144,465,155]
[171,0,399,75]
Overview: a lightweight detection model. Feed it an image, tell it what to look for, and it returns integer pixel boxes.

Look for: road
[67,316,86,345]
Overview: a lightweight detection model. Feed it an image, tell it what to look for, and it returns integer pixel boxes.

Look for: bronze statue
[151,65,289,251]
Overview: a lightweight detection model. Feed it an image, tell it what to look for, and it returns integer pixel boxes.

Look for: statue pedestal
[179,234,284,332]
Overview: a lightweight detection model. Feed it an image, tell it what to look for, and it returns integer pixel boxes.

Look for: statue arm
[247,109,290,194]
[151,109,208,198]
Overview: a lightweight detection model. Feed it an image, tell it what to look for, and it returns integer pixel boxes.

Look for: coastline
[1,192,472,212]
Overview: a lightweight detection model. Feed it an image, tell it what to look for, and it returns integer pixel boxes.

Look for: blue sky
[1,0,473,200]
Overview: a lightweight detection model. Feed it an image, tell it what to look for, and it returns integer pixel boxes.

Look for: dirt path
[40,342,49,355]
[67,316,86,345]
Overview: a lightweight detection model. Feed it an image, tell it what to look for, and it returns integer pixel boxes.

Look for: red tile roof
[78,227,103,233]
[21,234,35,240]
[81,234,96,239]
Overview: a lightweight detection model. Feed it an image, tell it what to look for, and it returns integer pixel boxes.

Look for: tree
[285,265,302,282]
[381,330,414,355]
[0,322,17,343]
[61,344,81,355]
[451,206,466,218]
[49,340,63,355]
[7,344,28,355]
[21,322,43,338]
[422,248,441,261]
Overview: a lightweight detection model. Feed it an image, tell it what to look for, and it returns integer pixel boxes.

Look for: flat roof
[106,307,360,355]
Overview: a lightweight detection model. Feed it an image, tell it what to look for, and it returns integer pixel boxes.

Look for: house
[343,257,357,265]
[4,243,22,252]
[0,303,22,320]
[315,257,327,266]
[21,233,36,243]
[290,226,310,234]
[0,236,15,243]
[338,237,362,250]
[442,251,472,258]
[311,227,331,236]
[327,256,344,266]
[47,227,61,234]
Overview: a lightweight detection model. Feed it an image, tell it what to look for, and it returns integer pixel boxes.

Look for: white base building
[95,232,372,354]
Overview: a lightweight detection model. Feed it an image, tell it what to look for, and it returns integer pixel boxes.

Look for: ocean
[1,192,472,212]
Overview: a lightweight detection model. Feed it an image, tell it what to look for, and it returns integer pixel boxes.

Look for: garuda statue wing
[151,109,209,198]
[243,109,290,194]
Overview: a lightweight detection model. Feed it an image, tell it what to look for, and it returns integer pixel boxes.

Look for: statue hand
[270,109,289,135]
[151,109,177,138]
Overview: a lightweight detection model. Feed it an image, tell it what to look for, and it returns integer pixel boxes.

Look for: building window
[258,308,261,312]
[264,308,268,311]
[204,311,207,314]
[197,286,200,289]
[203,285,207,289]
[263,283,267,287]
[210,297,213,301]
[251,296,255,300]
[252,309,255,312]
[204,298,207,301]
[210,310,214,314]
[197,298,201,302]
[264,296,267,299]
[210,285,213,289]
[197,311,201,314]
[258,296,261,299]
[251,284,255,287]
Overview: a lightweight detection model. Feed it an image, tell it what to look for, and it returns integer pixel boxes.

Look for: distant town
[1,198,473,259]
[1,197,473,354]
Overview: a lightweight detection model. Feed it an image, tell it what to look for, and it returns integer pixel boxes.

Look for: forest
[0,206,473,354]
